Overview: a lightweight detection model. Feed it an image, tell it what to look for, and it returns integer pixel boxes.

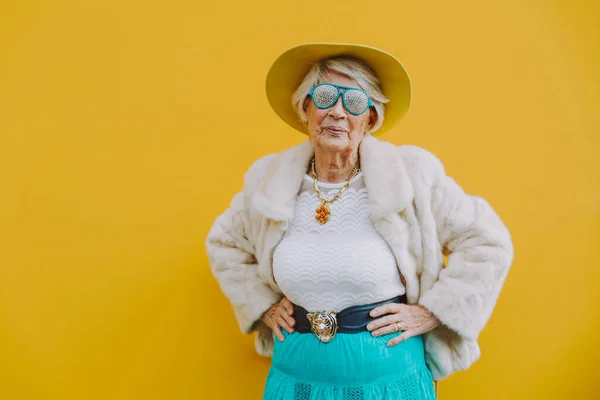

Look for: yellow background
[1,0,599,399]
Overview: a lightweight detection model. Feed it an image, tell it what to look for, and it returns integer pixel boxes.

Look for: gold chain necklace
[311,158,361,224]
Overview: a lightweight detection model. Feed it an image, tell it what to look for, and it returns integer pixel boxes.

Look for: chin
[324,139,350,152]
[321,132,346,142]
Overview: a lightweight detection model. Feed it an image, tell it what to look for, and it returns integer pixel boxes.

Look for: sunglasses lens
[312,84,339,108]
[344,89,370,114]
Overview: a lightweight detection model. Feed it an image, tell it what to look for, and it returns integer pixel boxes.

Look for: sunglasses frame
[308,83,374,116]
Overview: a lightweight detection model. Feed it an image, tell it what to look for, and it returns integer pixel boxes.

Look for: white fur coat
[205,135,514,381]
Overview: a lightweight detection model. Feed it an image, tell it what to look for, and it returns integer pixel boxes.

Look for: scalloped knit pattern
[272,173,406,313]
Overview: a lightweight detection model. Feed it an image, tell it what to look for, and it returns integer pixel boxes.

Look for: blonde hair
[291,56,389,135]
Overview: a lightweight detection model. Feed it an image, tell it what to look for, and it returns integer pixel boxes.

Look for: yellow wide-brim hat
[265,42,412,136]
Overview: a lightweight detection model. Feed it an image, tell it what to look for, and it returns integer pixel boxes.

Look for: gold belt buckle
[306,311,338,343]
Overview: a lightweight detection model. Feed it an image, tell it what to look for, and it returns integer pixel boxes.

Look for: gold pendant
[315,203,330,224]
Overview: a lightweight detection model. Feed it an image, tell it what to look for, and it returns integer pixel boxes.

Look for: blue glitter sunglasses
[308,83,374,116]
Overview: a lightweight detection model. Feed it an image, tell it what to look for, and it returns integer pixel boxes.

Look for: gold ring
[397,323,403,332]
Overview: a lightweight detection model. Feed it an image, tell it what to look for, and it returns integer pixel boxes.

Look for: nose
[327,97,347,119]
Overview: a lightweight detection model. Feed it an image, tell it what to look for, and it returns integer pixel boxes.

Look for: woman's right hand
[261,297,295,342]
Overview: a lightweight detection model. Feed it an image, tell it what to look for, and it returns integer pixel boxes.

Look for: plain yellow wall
[1,0,599,399]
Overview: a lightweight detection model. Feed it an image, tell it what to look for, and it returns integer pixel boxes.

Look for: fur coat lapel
[251,135,415,222]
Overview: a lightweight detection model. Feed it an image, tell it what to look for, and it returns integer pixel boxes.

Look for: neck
[310,147,360,183]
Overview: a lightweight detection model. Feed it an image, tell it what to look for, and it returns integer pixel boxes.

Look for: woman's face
[304,72,376,153]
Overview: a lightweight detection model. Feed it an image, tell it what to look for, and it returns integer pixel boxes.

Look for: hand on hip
[367,303,441,347]
[261,297,296,342]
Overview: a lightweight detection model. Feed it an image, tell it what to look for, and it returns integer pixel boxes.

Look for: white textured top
[272,172,406,312]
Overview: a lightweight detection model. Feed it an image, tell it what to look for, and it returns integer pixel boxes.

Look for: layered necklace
[310,158,361,224]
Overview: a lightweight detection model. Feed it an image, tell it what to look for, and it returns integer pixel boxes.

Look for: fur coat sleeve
[415,149,514,341]
[205,155,281,335]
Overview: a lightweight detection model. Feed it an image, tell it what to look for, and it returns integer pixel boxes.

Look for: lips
[323,126,347,134]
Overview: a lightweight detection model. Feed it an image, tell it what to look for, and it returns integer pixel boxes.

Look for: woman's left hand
[366,303,441,347]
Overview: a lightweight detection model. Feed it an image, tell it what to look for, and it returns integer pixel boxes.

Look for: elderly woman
[206,43,513,400]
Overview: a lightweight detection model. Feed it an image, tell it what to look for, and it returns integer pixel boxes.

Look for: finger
[369,303,401,318]
[273,325,285,342]
[276,304,288,317]
[282,312,296,328]
[367,314,399,331]
[278,316,294,334]
[371,322,404,337]
[264,305,280,323]
[281,298,294,315]
[387,331,413,347]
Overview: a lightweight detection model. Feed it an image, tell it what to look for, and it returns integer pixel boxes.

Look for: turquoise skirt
[263,329,436,400]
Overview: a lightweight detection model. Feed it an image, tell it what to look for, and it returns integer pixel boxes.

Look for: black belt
[293,295,407,343]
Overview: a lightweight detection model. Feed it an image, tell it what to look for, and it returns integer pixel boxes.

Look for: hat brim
[265,42,411,136]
